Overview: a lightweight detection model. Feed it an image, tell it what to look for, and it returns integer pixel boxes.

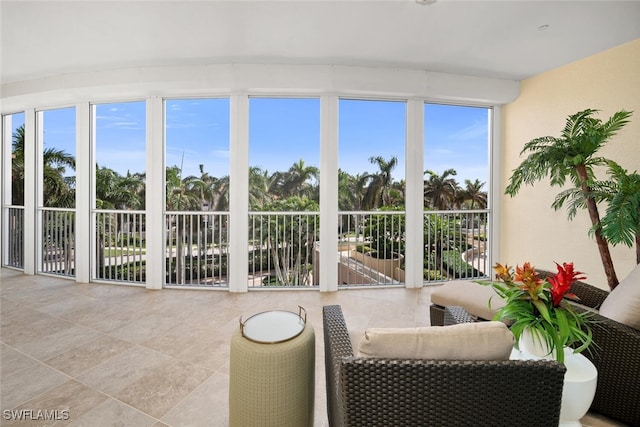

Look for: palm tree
[505,109,633,290]
[11,124,76,207]
[281,159,319,200]
[166,165,205,284]
[338,170,370,211]
[423,168,459,210]
[248,166,274,209]
[10,126,26,205]
[13,125,77,273]
[595,161,640,264]
[462,179,487,209]
[255,196,319,285]
[364,155,398,209]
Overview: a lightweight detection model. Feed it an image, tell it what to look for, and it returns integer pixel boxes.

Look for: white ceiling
[1,0,640,86]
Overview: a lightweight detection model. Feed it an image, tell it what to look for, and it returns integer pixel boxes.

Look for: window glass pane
[423,104,489,210]
[338,99,406,211]
[94,101,146,210]
[41,108,76,208]
[423,103,490,282]
[9,112,25,206]
[249,98,320,211]
[165,98,230,211]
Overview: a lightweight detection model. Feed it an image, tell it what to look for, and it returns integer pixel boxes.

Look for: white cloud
[449,121,488,141]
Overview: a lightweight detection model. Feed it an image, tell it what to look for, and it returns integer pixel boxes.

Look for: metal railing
[40,207,75,276]
[338,211,406,286]
[422,209,489,282]
[249,211,319,288]
[8,207,488,288]
[4,206,24,269]
[94,210,146,285]
[165,212,230,287]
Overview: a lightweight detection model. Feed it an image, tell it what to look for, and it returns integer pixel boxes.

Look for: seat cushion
[430,280,505,321]
[357,321,514,360]
[599,264,640,330]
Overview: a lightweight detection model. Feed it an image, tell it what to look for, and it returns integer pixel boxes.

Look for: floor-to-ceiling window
[1,88,495,291]
[2,112,25,269]
[338,99,407,286]
[37,107,76,276]
[423,103,490,280]
[164,98,230,287]
[248,97,320,287]
[93,101,146,284]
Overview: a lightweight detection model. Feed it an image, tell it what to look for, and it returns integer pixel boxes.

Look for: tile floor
[0,268,626,426]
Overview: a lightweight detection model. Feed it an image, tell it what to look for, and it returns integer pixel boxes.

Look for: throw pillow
[599,264,640,330]
[357,321,514,360]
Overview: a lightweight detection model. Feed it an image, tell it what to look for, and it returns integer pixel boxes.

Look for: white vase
[519,327,556,359]
[512,328,598,427]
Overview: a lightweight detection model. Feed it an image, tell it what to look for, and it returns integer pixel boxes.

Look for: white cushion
[599,264,640,330]
[357,321,514,360]
[430,280,505,320]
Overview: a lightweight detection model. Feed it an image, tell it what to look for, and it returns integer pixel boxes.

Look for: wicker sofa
[323,304,566,427]
[429,275,640,426]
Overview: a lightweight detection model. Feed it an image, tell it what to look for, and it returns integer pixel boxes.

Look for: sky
[8,98,489,189]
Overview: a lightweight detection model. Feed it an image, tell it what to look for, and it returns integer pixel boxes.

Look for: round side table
[229,307,315,427]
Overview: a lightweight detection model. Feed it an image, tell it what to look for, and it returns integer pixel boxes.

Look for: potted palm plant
[505,109,633,290]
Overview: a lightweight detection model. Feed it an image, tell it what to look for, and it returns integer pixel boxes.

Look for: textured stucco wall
[501,38,640,290]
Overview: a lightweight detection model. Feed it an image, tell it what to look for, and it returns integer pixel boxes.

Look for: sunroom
[1,1,639,426]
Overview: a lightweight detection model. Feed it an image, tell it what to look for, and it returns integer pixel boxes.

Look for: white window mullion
[319,95,339,292]
[75,103,91,283]
[229,94,249,292]
[404,99,424,288]
[146,96,164,289]
[489,106,500,266]
[23,109,37,275]
[35,111,45,273]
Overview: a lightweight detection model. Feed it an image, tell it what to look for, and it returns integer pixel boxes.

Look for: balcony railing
[422,209,488,282]
[165,212,230,287]
[337,211,406,286]
[9,208,488,289]
[4,206,24,269]
[248,211,319,288]
[95,210,146,285]
[40,207,75,277]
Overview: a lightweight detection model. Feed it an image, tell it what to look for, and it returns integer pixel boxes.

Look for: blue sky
[9,98,489,188]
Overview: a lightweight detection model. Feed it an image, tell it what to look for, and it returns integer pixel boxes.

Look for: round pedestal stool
[229,308,315,427]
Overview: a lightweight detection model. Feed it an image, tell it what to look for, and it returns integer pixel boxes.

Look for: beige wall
[501,38,640,290]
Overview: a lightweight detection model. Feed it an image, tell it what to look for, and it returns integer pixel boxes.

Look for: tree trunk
[576,165,619,290]
[636,233,640,265]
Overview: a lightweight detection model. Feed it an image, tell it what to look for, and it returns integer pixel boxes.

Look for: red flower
[547,262,586,306]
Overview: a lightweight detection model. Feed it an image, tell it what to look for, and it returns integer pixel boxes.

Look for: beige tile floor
[0,268,627,426]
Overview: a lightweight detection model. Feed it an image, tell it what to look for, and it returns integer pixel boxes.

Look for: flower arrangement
[488,261,594,363]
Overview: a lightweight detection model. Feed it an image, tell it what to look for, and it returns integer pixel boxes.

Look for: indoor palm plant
[488,261,594,363]
[505,109,633,290]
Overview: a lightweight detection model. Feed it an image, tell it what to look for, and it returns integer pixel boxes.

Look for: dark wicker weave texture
[428,273,640,426]
[323,305,566,427]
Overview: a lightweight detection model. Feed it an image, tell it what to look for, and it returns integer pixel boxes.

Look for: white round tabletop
[241,310,305,344]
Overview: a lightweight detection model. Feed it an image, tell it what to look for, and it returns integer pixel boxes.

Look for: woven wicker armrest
[574,309,640,426]
[569,280,609,309]
[323,305,354,427]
